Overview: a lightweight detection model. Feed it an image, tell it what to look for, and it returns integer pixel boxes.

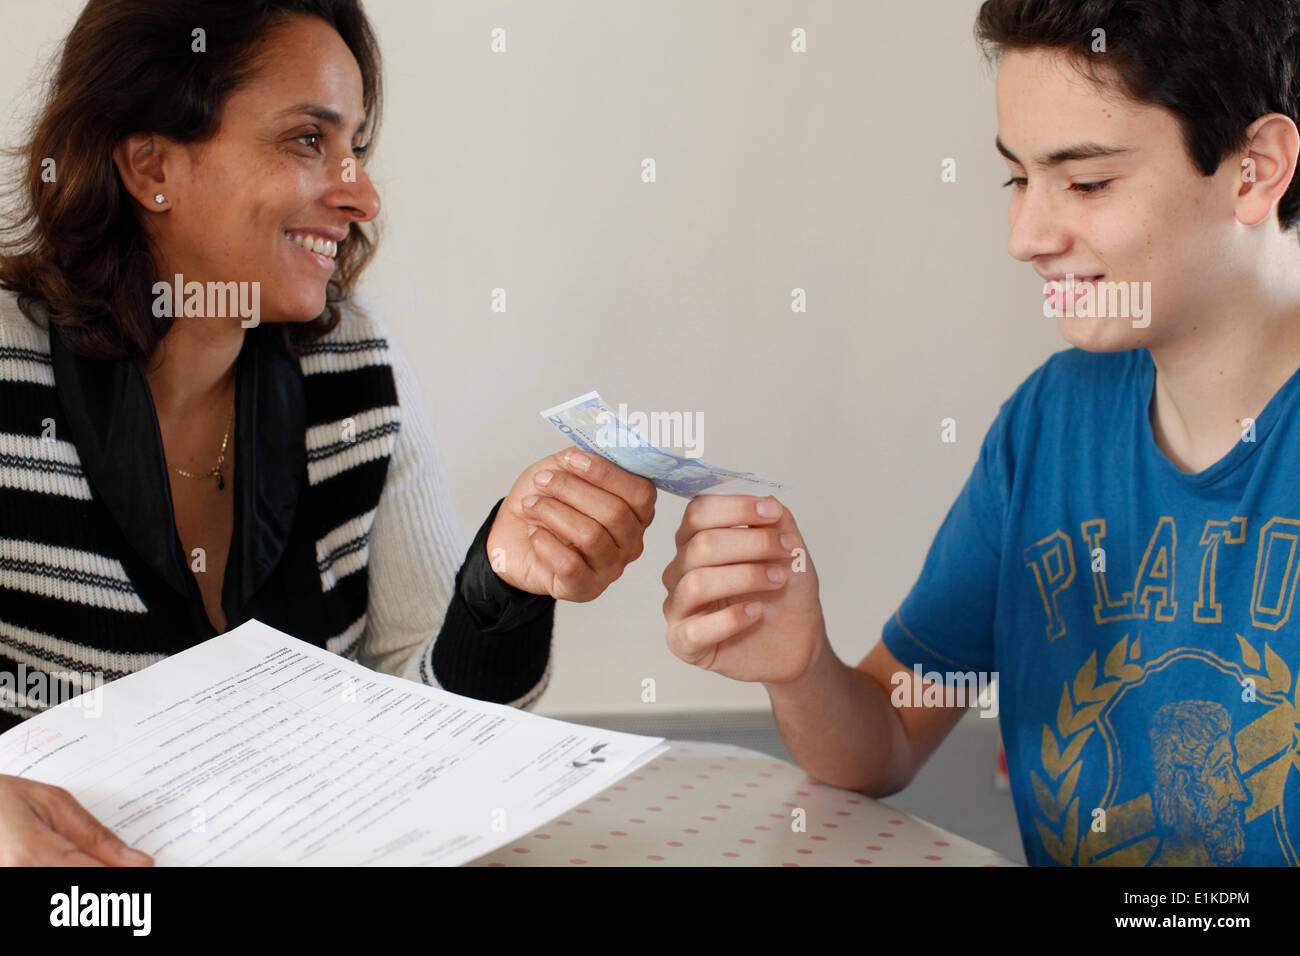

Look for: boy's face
[995,48,1244,352]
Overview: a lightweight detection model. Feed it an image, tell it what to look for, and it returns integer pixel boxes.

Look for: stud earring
[154,194,166,204]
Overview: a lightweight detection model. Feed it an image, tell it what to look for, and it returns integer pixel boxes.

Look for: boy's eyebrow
[995,135,1136,167]
[277,102,368,137]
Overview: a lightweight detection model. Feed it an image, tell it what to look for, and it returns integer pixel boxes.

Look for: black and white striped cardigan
[0,290,553,733]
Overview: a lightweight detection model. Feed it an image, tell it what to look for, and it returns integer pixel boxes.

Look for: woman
[0,0,655,865]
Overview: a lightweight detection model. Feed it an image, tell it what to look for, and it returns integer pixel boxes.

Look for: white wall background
[0,0,1063,717]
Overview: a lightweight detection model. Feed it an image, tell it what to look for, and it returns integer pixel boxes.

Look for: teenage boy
[660,0,1300,865]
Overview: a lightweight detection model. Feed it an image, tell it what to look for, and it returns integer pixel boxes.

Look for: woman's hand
[662,495,828,684]
[485,447,656,601]
[0,774,154,866]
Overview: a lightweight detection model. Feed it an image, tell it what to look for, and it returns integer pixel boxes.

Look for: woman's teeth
[286,232,338,258]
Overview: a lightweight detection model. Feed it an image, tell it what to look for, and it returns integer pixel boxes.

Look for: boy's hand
[662,495,828,684]
[486,446,656,601]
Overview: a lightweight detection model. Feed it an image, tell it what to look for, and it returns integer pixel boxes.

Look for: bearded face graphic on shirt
[1149,701,1250,865]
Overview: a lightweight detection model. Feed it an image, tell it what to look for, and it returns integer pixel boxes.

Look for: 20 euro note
[540,391,787,499]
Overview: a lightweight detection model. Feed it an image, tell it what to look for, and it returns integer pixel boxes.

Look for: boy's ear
[1234,113,1299,228]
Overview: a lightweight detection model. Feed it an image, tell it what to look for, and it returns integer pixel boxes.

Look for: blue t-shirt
[882,345,1300,866]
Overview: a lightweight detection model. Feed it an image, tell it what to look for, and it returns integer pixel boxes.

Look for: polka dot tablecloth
[465,740,1020,866]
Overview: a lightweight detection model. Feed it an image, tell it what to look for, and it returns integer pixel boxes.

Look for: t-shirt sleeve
[880,398,1015,675]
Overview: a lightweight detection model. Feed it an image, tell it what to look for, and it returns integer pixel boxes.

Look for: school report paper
[0,619,668,865]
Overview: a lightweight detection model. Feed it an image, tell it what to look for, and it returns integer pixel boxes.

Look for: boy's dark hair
[0,0,383,362]
[975,0,1300,232]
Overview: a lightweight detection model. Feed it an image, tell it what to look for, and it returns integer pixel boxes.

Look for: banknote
[540,391,787,499]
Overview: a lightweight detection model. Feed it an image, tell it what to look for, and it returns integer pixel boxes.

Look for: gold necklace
[175,397,235,491]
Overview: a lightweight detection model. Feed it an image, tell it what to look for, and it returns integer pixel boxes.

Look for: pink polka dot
[648,806,663,812]
[488,862,506,867]
[836,810,851,816]
[781,862,800,867]
[570,858,587,865]
[648,766,661,771]
[754,825,770,831]
[888,819,904,825]
[847,799,862,805]
[647,855,664,861]
[723,851,740,858]
[740,838,756,844]
[665,795,679,801]
[610,831,627,837]
[759,772,773,778]
[680,784,695,790]
[631,776,644,781]
[684,828,700,834]
[879,832,894,838]
[614,786,628,791]
[782,802,798,808]
[590,844,608,850]
[696,774,710,779]
[512,847,530,854]
[822,823,839,829]
[716,804,731,810]
[854,858,873,865]
[664,756,676,761]
[575,808,591,814]
[711,765,724,770]
[810,836,827,842]
[629,818,646,824]
[934,841,950,847]
[557,821,573,826]
[797,790,811,796]
[701,816,717,822]
[796,848,812,854]
[769,813,784,819]
[745,782,759,788]
[533,833,551,840]
[925,855,942,860]
[667,841,684,847]
[867,845,883,851]
[597,796,611,802]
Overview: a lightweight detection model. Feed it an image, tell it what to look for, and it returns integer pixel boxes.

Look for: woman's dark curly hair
[975,0,1300,233]
[0,0,383,361]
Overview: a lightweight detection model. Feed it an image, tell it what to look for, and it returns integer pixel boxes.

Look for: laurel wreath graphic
[1034,632,1299,865]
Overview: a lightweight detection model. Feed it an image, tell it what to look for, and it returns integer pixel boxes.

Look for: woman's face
[148,15,381,325]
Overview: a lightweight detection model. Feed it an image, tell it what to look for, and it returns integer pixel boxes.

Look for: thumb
[40,788,153,866]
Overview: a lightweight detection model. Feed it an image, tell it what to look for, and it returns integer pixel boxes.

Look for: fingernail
[523,495,539,507]
[744,601,763,617]
[527,526,537,537]
[119,846,152,863]
[766,566,785,584]
[780,533,799,551]
[756,499,781,518]
[534,470,553,486]
[565,451,591,471]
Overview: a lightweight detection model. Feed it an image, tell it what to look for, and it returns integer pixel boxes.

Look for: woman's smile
[285,228,342,273]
